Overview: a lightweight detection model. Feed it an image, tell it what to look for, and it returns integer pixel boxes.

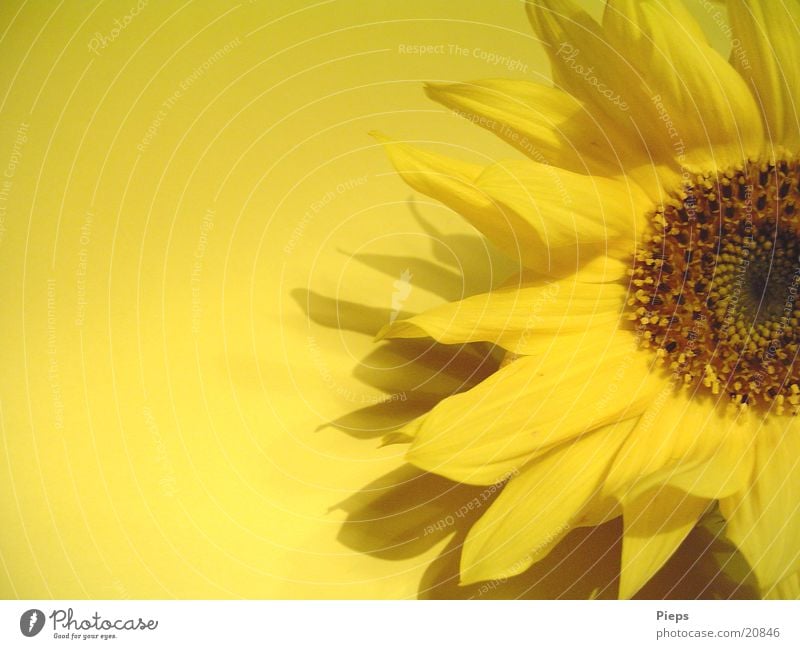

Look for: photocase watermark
[449,106,573,211]
[596,295,657,415]
[398,43,528,73]
[469,519,572,598]
[513,281,561,355]
[398,44,448,55]
[190,206,215,336]
[555,43,629,111]
[75,209,93,328]
[143,405,177,497]
[451,107,499,132]
[756,250,800,388]
[47,279,65,432]
[24,607,158,641]
[717,183,755,339]
[20,609,45,637]
[422,469,517,537]
[651,93,700,212]
[283,174,368,255]
[633,300,710,433]
[526,149,573,208]
[137,37,242,152]
[87,0,148,55]
[307,334,406,404]
[389,268,413,323]
[651,94,681,145]
[0,121,29,246]
[695,0,751,70]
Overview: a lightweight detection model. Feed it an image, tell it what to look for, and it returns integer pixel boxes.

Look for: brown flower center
[629,159,800,414]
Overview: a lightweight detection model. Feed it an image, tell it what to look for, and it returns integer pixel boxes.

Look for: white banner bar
[0,600,798,648]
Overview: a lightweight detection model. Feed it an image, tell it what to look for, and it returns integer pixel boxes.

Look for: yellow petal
[603,0,764,166]
[727,0,800,152]
[766,571,800,600]
[425,79,623,176]
[605,0,707,43]
[619,486,709,599]
[460,417,635,584]
[372,133,541,268]
[379,276,626,355]
[606,389,754,501]
[406,328,661,484]
[504,254,631,288]
[374,134,652,274]
[476,159,651,251]
[526,0,763,169]
[720,420,800,590]
[525,1,659,159]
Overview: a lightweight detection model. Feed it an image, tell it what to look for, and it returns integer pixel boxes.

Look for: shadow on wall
[293,207,758,600]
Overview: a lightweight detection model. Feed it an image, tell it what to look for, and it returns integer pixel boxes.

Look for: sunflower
[373,0,800,598]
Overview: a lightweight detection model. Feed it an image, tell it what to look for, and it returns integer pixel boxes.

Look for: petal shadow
[336,464,490,561]
[418,520,623,599]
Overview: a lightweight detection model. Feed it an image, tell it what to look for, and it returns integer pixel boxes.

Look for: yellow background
[0,0,738,598]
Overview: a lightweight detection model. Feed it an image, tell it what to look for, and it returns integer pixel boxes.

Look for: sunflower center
[630,159,800,414]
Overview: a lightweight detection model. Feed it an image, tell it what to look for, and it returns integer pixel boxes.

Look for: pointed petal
[603,0,764,165]
[727,0,800,152]
[720,421,800,590]
[501,254,631,288]
[619,486,709,598]
[460,418,635,584]
[605,0,706,43]
[525,0,661,160]
[476,158,651,251]
[406,328,661,484]
[425,79,624,176]
[606,390,754,502]
[766,571,800,600]
[379,276,625,355]
[372,133,541,268]
[525,3,637,114]
[374,134,652,273]
[526,0,762,168]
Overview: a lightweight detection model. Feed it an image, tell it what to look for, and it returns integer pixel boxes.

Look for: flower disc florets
[631,159,800,413]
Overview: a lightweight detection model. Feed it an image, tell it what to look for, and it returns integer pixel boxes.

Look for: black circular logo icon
[20,609,45,637]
